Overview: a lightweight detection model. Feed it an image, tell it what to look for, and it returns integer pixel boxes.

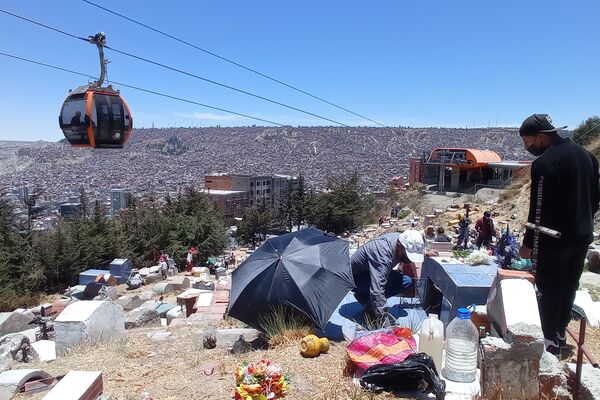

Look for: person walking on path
[517,114,599,354]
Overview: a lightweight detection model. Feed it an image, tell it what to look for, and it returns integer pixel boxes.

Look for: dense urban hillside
[0,126,530,200]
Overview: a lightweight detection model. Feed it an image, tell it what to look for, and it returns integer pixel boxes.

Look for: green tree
[292,174,308,230]
[306,172,375,234]
[165,188,228,263]
[573,116,600,146]
[236,201,275,247]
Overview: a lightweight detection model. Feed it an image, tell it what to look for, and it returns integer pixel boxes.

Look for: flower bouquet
[235,360,289,400]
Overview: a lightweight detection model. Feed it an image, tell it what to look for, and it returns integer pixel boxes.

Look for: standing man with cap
[518,114,599,354]
[351,230,437,324]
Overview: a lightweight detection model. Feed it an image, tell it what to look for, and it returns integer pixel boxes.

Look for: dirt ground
[15,326,401,400]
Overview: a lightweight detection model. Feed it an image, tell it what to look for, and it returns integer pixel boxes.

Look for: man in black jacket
[518,114,600,354]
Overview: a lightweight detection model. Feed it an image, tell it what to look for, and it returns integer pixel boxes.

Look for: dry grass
[12,325,402,400]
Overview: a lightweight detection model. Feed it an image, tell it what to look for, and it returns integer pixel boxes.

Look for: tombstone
[487,278,541,337]
[138,291,153,301]
[152,282,174,295]
[116,295,143,312]
[168,276,190,291]
[109,259,133,284]
[31,340,56,362]
[138,267,151,277]
[124,307,160,329]
[0,369,51,400]
[42,370,103,400]
[195,292,214,309]
[54,301,125,355]
[145,273,162,284]
[166,307,184,325]
[0,311,34,337]
[482,276,545,399]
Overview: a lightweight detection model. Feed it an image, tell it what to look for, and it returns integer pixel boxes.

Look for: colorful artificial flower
[234,360,289,400]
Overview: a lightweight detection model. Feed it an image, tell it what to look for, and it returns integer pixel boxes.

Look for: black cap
[519,114,567,136]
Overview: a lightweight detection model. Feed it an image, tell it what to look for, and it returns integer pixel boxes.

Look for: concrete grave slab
[487,278,541,337]
[168,276,190,290]
[18,328,37,344]
[574,290,600,327]
[195,292,214,308]
[539,352,571,400]
[124,307,160,329]
[138,291,153,301]
[0,311,34,337]
[152,282,174,295]
[42,370,102,400]
[0,369,51,400]
[138,267,150,276]
[116,295,143,312]
[31,340,56,362]
[54,301,125,355]
[144,273,162,284]
[166,307,184,325]
[30,304,52,316]
[569,363,600,400]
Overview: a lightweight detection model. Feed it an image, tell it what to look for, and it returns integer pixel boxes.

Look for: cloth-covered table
[421,257,498,325]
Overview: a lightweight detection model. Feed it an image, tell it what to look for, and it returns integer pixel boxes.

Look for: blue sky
[0,0,598,141]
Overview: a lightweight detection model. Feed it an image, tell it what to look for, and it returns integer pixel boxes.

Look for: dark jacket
[524,137,600,248]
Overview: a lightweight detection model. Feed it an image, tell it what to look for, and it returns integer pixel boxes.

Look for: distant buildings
[110,189,128,217]
[204,173,298,217]
[409,148,530,192]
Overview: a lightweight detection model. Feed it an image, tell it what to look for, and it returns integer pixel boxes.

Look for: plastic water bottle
[442,305,479,382]
[418,313,444,373]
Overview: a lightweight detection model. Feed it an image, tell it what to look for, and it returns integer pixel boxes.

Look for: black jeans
[535,241,588,343]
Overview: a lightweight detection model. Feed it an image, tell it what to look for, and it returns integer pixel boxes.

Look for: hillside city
[0,126,531,228]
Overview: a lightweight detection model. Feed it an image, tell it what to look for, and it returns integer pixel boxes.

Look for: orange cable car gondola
[59,32,132,149]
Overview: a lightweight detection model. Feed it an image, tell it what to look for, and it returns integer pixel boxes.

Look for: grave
[124,307,160,329]
[54,301,125,355]
[0,310,34,337]
[152,282,174,295]
[31,340,56,362]
[42,370,103,400]
[168,276,190,290]
[0,369,51,400]
[109,259,132,284]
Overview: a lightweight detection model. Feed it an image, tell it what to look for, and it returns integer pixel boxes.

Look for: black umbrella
[228,227,354,330]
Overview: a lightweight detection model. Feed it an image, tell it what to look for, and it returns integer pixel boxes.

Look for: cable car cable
[81,0,386,127]
[0,8,351,127]
[0,51,285,127]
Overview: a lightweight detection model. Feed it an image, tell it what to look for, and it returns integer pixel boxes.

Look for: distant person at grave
[424,226,436,242]
[351,230,438,322]
[433,227,452,242]
[517,114,599,355]
[475,211,496,248]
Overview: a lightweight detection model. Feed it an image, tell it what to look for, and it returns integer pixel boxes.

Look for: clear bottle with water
[442,305,479,382]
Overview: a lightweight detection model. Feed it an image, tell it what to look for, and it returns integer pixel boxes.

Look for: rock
[203,327,217,349]
[54,301,126,355]
[116,295,143,312]
[588,249,600,273]
[124,307,160,329]
[141,300,161,310]
[0,369,51,400]
[199,362,218,375]
[0,333,37,367]
[31,340,56,362]
[152,283,174,295]
[147,331,172,342]
[213,328,261,349]
[0,311,34,337]
[42,370,103,400]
